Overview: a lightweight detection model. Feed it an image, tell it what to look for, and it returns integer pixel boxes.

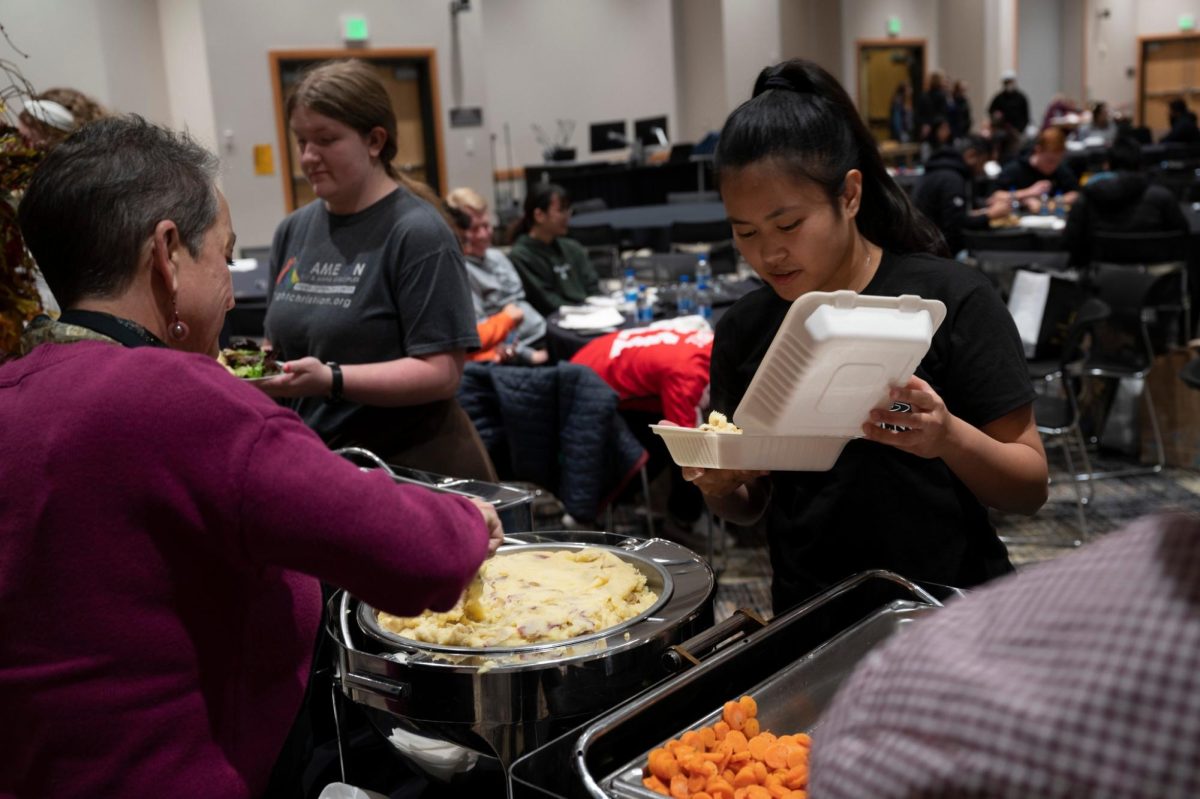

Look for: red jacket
[571,323,712,426]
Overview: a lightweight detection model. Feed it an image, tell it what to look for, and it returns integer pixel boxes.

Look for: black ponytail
[716,59,947,257]
[509,182,571,241]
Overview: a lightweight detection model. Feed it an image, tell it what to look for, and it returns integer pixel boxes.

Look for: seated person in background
[918,115,954,163]
[1073,101,1118,146]
[991,127,1079,211]
[1161,97,1200,144]
[570,318,712,544]
[1039,92,1079,131]
[444,187,548,365]
[810,514,1200,798]
[985,109,1022,166]
[507,183,600,315]
[1063,136,1189,267]
[913,135,1009,254]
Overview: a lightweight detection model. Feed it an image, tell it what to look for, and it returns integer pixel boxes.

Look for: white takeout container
[652,290,946,471]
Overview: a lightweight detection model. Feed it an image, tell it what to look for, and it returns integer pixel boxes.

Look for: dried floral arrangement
[0,26,44,357]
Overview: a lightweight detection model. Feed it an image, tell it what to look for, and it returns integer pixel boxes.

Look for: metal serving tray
[603,600,935,798]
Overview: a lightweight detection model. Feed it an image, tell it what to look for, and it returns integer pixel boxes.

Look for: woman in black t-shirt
[690,59,1048,614]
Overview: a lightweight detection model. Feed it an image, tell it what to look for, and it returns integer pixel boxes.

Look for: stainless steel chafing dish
[509,571,953,798]
[326,530,716,785]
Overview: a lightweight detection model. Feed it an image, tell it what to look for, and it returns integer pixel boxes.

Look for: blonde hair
[445,187,488,214]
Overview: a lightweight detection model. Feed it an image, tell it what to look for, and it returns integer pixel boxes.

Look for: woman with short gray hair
[1,114,502,799]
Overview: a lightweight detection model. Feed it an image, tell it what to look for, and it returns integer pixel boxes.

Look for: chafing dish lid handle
[662,608,767,672]
[344,671,410,699]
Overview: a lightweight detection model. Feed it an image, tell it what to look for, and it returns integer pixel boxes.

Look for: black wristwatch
[326,361,344,404]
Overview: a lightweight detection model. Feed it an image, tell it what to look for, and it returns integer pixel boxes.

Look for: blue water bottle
[697,277,713,322]
[622,266,638,315]
[637,285,653,323]
[677,274,695,316]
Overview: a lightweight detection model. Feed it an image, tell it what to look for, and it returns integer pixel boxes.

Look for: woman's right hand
[502,303,524,323]
[681,466,768,498]
[469,498,505,555]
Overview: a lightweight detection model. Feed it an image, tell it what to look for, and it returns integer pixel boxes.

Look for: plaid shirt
[811,514,1200,798]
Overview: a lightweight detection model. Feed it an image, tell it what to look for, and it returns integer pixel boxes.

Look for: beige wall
[482,0,678,169]
[721,0,782,107]
[938,0,987,130]
[193,0,495,250]
[2,0,170,124]
[157,0,217,153]
[780,0,845,84]
[841,0,941,94]
[1083,0,1199,123]
[673,0,728,141]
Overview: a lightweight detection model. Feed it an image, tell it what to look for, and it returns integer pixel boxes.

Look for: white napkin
[557,306,625,331]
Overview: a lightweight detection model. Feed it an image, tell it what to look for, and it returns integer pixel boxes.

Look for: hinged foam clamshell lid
[731,290,947,437]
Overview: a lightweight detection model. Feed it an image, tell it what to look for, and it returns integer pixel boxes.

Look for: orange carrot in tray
[640,695,810,799]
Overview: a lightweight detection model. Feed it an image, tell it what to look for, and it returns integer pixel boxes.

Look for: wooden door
[1138,35,1200,134]
[269,49,445,213]
[856,40,926,143]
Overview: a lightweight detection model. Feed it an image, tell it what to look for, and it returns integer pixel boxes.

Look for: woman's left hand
[255,356,332,399]
[860,375,957,459]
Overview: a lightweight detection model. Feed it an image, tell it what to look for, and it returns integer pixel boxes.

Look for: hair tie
[763,75,796,93]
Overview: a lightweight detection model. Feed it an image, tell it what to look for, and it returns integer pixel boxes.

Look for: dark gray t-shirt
[264,188,479,445]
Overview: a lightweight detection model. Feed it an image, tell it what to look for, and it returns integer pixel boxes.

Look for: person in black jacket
[1161,98,1200,144]
[913,136,1006,254]
[1064,136,1190,267]
[987,70,1030,137]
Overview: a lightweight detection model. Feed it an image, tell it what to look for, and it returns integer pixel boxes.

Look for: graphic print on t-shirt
[273,255,366,310]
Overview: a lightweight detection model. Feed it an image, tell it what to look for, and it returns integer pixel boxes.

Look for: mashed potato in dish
[376,548,658,648]
[698,411,742,433]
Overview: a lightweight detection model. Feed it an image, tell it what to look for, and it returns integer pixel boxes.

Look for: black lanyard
[57,310,167,349]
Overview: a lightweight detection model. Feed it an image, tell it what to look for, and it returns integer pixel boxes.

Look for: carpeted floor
[706,464,1200,622]
[531,460,1200,623]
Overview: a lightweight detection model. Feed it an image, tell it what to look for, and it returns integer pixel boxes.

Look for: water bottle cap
[680,274,690,282]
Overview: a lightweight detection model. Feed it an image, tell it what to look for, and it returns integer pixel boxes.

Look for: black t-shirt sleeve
[941,282,1035,428]
[393,246,481,355]
[708,313,741,418]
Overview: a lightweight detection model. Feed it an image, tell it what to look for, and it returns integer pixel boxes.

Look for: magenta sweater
[0,341,489,798]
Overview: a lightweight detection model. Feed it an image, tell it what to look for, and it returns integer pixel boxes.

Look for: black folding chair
[1090,230,1190,348]
[568,224,623,280]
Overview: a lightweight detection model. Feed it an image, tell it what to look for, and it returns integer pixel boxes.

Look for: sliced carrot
[693,793,714,799]
[643,774,670,796]
[689,773,708,793]
[752,761,769,783]
[725,729,749,753]
[732,764,759,788]
[742,717,761,738]
[713,720,731,740]
[707,775,736,797]
[681,730,705,749]
[738,695,758,719]
[783,764,808,789]
[670,772,689,799]
[785,746,807,769]
[764,774,789,798]
[763,742,790,771]
[699,726,718,748]
[783,792,807,799]
[723,700,747,730]
[745,786,771,799]
[747,733,772,762]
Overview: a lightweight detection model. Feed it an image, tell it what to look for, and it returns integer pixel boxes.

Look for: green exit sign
[888,17,902,36]
[1180,14,1195,31]
[342,15,369,42]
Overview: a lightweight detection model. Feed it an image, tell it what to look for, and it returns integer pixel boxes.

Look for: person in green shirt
[508,183,600,315]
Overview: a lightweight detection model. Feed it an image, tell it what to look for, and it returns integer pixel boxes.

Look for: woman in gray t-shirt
[260,59,494,481]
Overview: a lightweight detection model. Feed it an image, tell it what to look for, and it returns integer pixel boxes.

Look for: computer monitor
[634,115,669,147]
[590,120,627,153]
